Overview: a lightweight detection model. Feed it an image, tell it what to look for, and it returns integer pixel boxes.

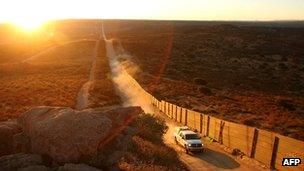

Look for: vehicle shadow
[191,147,240,169]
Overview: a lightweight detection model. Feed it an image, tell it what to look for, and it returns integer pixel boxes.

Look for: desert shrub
[277,99,296,111]
[119,161,168,171]
[132,136,180,165]
[278,62,288,70]
[193,77,207,86]
[231,148,244,157]
[281,56,287,62]
[130,114,167,143]
[89,114,185,170]
[243,118,261,127]
[198,85,212,95]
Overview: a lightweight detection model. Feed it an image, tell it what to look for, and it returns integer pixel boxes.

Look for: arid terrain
[0,20,188,170]
[104,20,304,140]
[0,20,303,170]
[0,40,96,120]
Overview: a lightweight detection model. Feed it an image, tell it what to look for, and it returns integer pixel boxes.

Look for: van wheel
[184,145,189,154]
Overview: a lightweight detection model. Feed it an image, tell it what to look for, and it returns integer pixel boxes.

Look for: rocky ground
[0,106,141,170]
[0,105,187,170]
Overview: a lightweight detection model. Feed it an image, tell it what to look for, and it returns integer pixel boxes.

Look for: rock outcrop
[16,106,143,164]
[0,120,22,156]
[0,153,43,170]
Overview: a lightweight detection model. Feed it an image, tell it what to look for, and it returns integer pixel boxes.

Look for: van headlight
[187,144,192,147]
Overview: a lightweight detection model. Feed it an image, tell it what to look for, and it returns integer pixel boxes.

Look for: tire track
[75,40,99,110]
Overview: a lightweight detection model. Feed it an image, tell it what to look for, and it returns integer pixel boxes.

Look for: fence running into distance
[122,69,304,171]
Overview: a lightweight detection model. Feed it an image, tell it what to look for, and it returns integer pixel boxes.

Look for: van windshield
[185,134,200,140]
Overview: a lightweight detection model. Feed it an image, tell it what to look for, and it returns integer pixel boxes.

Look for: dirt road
[101,24,265,171]
[75,25,104,110]
[152,107,265,171]
[75,40,99,110]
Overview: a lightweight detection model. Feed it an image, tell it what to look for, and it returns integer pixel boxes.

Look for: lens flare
[11,19,46,32]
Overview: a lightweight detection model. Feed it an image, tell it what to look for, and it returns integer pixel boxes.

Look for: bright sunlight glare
[0,0,303,23]
[10,19,46,32]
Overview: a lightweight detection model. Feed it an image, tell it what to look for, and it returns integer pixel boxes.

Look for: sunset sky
[1,0,304,25]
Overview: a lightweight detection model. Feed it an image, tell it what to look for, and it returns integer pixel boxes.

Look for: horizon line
[1,18,304,24]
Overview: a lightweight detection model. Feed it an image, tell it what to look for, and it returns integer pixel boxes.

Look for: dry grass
[106,21,304,140]
[1,21,185,170]
[0,41,95,121]
[88,113,187,170]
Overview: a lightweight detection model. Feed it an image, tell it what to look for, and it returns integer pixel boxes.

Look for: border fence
[124,70,304,171]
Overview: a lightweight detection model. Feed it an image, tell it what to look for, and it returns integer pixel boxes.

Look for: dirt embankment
[87,40,121,108]
[75,39,122,110]
[75,40,99,110]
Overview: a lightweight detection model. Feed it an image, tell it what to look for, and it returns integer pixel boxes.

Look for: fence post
[179,107,182,123]
[160,101,163,112]
[164,102,167,116]
[169,103,171,118]
[219,121,225,144]
[169,104,171,118]
[193,111,196,129]
[171,104,173,118]
[185,109,188,126]
[270,136,279,170]
[168,103,170,118]
[199,114,203,133]
[160,101,162,112]
[167,103,170,117]
[250,129,259,158]
[175,106,177,121]
[206,116,210,137]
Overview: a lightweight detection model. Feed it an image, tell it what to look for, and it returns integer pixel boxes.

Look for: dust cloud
[105,39,153,113]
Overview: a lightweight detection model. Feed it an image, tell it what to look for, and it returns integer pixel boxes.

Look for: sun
[11,19,46,32]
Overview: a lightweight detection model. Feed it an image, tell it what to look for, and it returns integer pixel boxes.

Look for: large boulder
[17,106,143,164]
[13,132,31,154]
[0,153,43,170]
[0,120,22,156]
